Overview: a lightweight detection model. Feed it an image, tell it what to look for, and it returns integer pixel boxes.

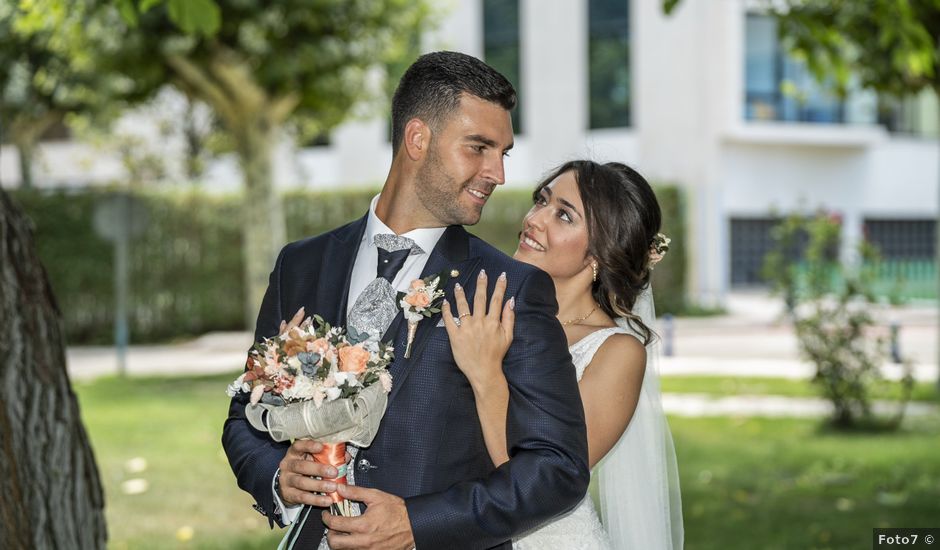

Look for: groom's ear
[403,118,430,161]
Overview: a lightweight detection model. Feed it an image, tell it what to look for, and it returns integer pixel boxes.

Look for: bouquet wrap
[245,381,388,446]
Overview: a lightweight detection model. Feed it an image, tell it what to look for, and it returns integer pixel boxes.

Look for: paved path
[662,393,938,418]
[66,292,940,418]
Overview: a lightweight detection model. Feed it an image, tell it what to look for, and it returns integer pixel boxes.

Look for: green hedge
[14,184,687,344]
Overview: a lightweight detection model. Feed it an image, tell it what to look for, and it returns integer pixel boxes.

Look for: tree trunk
[164,53,293,330]
[0,190,107,548]
[17,141,34,190]
[236,121,287,330]
[11,112,60,190]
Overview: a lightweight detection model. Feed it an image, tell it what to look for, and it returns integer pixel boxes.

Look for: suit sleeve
[221,246,291,527]
[405,268,591,548]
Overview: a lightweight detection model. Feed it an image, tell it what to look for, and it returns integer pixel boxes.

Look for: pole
[115,195,129,376]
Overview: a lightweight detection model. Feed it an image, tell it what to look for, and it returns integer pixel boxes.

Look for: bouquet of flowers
[227,314,394,515]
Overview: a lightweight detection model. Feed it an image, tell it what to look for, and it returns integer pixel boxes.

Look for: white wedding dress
[515,294,683,550]
[513,326,625,550]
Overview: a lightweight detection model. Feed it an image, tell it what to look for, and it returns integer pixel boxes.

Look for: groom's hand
[278,439,339,508]
[322,484,415,550]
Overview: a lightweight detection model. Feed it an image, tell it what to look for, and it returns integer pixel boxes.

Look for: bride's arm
[578,334,646,468]
[442,270,515,467]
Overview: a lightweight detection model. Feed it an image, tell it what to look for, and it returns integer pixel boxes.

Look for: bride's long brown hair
[533,161,662,345]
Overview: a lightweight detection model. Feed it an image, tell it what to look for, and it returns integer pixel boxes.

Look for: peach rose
[409,279,426,291]
[404,292,431,308]
[338,345,371,374]
[308,338,331,355]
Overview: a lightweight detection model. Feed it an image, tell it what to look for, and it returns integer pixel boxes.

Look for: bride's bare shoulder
[588,332,646,377]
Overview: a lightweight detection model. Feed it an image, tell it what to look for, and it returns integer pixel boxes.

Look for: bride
[441,160,683,549]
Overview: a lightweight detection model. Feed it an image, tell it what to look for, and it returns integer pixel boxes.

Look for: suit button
[357,458,377,472]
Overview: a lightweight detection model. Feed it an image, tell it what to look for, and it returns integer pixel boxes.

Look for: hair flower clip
[648,233,671,269]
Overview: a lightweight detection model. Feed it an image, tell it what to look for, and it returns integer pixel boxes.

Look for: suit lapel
[386,225,479,404]
[316,215,367,327]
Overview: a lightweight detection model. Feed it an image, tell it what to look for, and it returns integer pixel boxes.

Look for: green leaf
[140,0,163,13]
[116,0,139,26]
[166,0,221,37]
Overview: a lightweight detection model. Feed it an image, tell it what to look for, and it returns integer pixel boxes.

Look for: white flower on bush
[325,387,342,401]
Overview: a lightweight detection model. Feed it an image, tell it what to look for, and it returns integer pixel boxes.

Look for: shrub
[762,211,914,429]
[15,183,687,344]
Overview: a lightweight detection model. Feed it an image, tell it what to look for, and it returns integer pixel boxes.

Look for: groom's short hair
[391,51,516,156]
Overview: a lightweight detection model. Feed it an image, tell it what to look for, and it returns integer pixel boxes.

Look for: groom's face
[414,94,514,226]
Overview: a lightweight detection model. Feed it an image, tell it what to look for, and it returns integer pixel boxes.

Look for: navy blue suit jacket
[222,217,590,549]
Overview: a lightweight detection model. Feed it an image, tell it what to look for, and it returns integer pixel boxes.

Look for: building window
[744,14,876,125]
[864,219,936,260]
[864,219,937,300]
[483,0,522,133]
[588,0,630,129]
[878,91,940,139]
[730,217,781,286]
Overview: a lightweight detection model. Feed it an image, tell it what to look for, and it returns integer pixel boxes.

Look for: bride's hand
[442,270,515,388]
[279,307,306,334]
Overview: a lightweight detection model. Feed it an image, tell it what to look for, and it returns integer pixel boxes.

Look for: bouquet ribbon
[313,442,347,505]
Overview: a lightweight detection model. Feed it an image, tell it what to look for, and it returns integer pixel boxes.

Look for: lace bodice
[569,326,637,381]
[514,326,638,550]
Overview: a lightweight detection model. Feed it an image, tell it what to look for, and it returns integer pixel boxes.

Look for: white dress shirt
[274,194,447,525]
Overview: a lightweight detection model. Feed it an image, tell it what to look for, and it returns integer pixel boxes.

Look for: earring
[591,262,598,283]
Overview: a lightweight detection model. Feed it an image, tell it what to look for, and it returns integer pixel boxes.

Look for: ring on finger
[459,313,472,319]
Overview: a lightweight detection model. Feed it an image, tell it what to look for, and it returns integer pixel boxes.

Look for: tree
[0,189,107,548]
[0,3,138,189]
[20,0,433,327]
[665,0,940,388]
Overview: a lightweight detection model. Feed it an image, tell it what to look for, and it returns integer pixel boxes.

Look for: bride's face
[514,170,592,280]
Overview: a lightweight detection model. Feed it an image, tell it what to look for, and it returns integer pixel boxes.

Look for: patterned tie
[347,234,423,341]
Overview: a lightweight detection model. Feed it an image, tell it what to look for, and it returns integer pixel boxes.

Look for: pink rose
[409,279,426,291]
[338,345,370,374]
[405,292,431,308]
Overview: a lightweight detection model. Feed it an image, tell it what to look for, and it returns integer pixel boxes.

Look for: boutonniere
[398,270,452,358]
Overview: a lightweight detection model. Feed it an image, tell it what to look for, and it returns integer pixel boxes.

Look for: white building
[3,0,937,306]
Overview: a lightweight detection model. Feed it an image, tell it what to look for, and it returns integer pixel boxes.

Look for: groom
[222,51,589,549]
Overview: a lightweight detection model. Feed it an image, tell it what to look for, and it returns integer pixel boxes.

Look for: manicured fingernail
[498,272,506,282]
[479,269,486,278]
[443,299,449,307]
[323,481,336,492]
[455,283,462,291]
[509,296,515,310]
[326,467,337,477]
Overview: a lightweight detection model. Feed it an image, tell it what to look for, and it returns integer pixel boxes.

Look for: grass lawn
[75,372,940,549]
[74,372,283,550]
[671,415,940,549]
[662,375,940,403]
